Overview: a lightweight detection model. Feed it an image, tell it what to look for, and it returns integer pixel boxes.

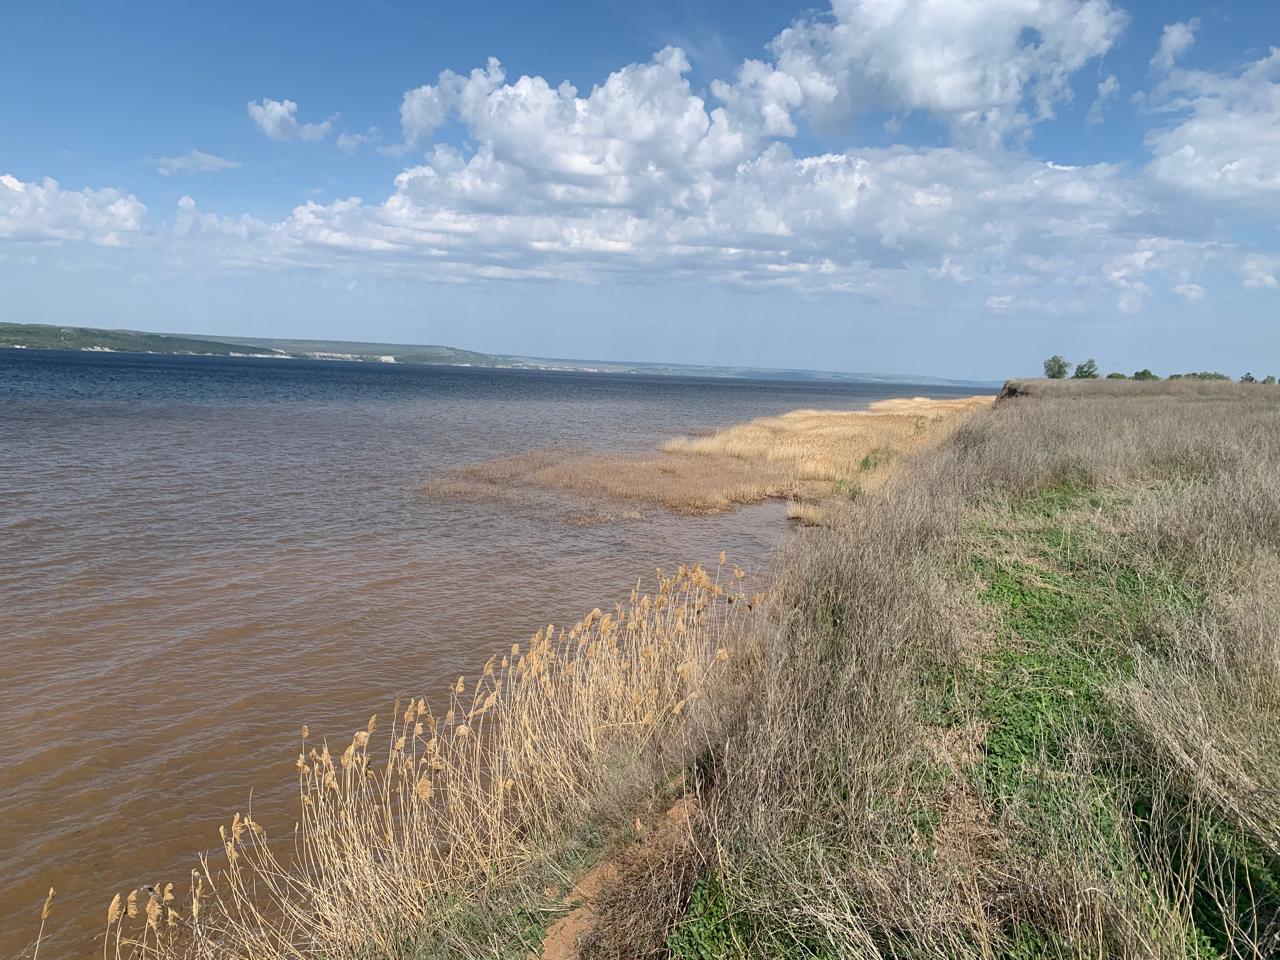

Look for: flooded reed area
[0,350,984,957]
[426,395,993,517]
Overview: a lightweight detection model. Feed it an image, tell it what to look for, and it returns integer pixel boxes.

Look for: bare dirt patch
[536,797,701,960]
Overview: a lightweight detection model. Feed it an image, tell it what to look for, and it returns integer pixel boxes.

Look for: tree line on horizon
[1042,355,1277,384]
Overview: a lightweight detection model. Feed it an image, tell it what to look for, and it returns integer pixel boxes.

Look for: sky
[1,0,1278,380]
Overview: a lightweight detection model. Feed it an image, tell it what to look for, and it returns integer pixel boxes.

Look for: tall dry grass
[98,563,753,960]
[701,378,1280,958]
[664,396,991,483]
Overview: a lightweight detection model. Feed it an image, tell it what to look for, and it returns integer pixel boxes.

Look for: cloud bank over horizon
[2,0,1277,374]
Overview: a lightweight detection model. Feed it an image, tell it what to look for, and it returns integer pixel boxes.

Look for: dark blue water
[0,347,975,411]
[0,348,981,956]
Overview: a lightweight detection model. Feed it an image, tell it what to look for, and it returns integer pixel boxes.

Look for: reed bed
[422,447,800,515]
[425,395,992,517]
[663,396,991,483]
[98,562,754,960]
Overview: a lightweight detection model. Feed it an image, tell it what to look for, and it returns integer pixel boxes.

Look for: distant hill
[488,352,998,387]
[1,323,277,356]
[1,322,999,388]
[188,334,493,366]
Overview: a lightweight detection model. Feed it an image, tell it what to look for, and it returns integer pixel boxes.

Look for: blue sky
[2,0,1278,379]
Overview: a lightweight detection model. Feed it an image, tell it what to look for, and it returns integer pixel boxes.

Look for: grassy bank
[675,378,1280,959]
[89,380,1280,959]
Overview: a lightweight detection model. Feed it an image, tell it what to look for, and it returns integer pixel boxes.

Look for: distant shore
[1,321,1000,387]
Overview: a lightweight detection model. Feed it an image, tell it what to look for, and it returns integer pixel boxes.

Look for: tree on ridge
[1044,355,1070,379]
[1072,358,1099,379]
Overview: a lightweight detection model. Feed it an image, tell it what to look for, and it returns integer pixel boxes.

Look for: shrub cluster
[1045,355,1276,383]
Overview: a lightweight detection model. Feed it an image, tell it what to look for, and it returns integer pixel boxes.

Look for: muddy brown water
[0,350,981,957]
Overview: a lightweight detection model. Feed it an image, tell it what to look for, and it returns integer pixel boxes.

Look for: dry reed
[425,395,992,516]
[663,396,990,483]
[98,563,752,960]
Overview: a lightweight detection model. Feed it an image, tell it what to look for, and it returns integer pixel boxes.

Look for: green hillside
[186,334,493,366]
[1,322,275,356]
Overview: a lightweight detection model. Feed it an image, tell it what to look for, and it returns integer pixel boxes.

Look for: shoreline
[15,374,939,959]
[25,391,993,959]
[15,391,988,960]
[71,378,1280,958]
[0,325,1001,389]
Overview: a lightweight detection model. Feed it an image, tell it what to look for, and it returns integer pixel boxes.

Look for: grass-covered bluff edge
[83,378,1280,960]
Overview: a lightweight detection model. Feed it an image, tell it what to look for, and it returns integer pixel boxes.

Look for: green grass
[970,484,1180,794]
[405,822,606,959]
[692,475,1280,957]
[832,477,863,500]
[408,901,562,960]
[667,874,741,960]
[967,482,1280,956]
[668,873,837,960]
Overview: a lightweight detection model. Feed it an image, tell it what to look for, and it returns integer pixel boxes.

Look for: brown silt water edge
[0,349,990,958]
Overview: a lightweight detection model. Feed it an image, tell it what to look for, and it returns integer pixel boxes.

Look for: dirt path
[536,797,699,960]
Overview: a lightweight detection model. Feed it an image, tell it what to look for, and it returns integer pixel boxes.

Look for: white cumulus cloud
[399,60,504,144]
[0,173,146,245]
[759,0,1129,146]
[397,1,1128,166]
[247,98,334,142]
[6,0,1278,316]
[144,2,1233,315]
[166,139,1215,322]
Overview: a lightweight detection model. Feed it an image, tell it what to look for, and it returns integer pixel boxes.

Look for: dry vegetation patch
[95,564,753,960]
[425,395,992,518]
[542,796,703,960]
[689,378,1280,959]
